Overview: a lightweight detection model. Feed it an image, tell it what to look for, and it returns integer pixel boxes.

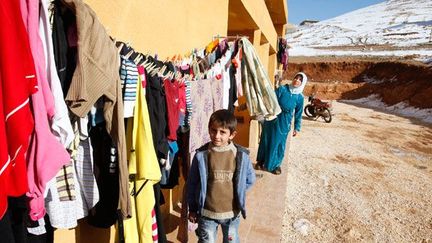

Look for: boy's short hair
[208,109,237,134]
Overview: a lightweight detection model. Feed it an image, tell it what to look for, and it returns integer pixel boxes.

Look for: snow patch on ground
[289,46,432,59]
[342,95,432,124]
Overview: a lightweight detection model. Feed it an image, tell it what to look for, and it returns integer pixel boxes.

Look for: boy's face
[209,124,236,147]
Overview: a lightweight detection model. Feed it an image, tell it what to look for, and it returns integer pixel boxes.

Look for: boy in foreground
[187,109,256,243]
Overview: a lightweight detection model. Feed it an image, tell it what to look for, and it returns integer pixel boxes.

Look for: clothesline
[213,34,250,40]
[115,36,242,84]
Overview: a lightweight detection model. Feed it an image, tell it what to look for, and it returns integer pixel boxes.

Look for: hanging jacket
[60,0,131,219]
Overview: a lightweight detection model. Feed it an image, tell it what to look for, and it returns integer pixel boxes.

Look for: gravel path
[281,101,432,242]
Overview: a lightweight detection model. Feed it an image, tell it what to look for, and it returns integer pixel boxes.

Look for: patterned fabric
[211,79,224,112]
[239,38,281,120]
[45,120,78,229]
[183,80,192,128]
[54,128,80,202]
[152,208,158,243]
[189,79,224,153]
[45,161,80,229]
[74,135,99,219]
[55,164,76,201]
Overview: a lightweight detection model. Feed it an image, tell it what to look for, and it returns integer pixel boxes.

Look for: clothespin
[117,42,124,54]
[134,53,143,65]
[144,61,153,69]
[125,49,134,59]
[151,64,161,76]
[140,56,149,66]
[158,68,164,78]
[146,62,156,73]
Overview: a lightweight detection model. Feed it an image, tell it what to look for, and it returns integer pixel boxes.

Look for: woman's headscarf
[289,72,308,94]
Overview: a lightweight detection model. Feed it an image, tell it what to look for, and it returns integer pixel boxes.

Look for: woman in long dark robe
[256,72,307,174]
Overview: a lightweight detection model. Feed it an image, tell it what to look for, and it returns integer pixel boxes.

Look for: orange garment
[205,39,219,54]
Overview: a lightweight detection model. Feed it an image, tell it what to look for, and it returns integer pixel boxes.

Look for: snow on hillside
[287,0,432,60]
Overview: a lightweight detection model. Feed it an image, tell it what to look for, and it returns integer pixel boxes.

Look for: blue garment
[160,141,179,186]
[187,143,256,219]
[257,85,304,172]
[196,215,240,243]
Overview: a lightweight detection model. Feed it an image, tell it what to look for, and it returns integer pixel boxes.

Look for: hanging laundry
[51,0,77,96]
[164,77,180,141]
[0,196,54,242]
[151,208,158,243]
[40,0,74,148]
[277,38,290,71]
[160,141,180,188]
[231,44,243,98]
[124,66,162,243]
[120,58,139,118]
[58,0,130,219]
[189,78,224,154]
[145,66,169,160]
[20,0,71,221]
[87,121,119,228]
[239,37,281,120]
[205,39,219,54]
[0,0,38,219]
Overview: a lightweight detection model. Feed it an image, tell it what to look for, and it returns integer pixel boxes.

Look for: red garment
[0,0,38,219]
[163,79,180,141]
[0,75,8,219]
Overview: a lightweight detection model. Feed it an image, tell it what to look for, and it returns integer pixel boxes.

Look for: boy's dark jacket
[187,142,256,219]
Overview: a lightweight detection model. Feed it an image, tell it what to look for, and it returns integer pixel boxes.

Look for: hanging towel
[239,38,281,120]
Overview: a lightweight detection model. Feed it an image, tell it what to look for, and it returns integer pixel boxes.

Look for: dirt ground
[281,100,432,242]
[284,56,432,109]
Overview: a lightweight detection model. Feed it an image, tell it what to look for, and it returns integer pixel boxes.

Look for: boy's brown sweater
[202,142,239,219]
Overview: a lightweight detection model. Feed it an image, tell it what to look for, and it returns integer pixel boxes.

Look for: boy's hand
[188,212,198,223]
[293,130,299,137]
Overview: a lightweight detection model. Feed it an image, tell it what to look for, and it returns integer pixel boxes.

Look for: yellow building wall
[237,0,277,52]
[84,0,229,58]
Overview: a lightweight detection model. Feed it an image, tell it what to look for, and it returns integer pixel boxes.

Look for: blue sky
[288,0,386,24]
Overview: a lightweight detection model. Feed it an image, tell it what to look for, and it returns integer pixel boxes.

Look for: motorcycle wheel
[304,105,315,118]
[323,108,332,123]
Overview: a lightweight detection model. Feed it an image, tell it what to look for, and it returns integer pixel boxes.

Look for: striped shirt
[120,58,138,118]
[183,80,192,128]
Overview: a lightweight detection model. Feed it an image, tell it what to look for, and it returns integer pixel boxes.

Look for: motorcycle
[304,94,333,123]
